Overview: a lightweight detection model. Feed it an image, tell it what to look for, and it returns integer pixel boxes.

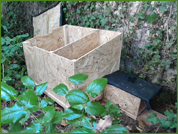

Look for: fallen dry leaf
[61,119,68,126]
[96,115,113,132]
[138,120,147,129]
[126,125,133,131]
[55,106,64,111]
[136,126,143,133]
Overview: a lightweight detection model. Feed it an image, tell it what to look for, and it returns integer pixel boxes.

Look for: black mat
[103,70,162,110]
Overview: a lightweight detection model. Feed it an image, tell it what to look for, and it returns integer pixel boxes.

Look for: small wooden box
[104,84,146,120]
[23,25,122,108]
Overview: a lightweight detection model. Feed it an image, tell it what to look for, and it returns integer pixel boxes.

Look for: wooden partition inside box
[23,25,122,109]
[104,84,146,120]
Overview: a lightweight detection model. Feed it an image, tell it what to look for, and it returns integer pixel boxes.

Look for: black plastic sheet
[103,70,162,110]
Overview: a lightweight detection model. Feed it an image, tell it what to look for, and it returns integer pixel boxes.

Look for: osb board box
[23,25,122,109]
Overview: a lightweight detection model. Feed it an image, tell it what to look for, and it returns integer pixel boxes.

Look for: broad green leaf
[82,116,93,130]
[1,82,18,101]
[51,111,63,124]
[9,122,24,133]
[146,113,160,125]
[45,123,57,133]
[10,64,20,70]
[160,1,170,6]
[66,90,89,105]
[63,108,82,120]
[136,11,145,19]
[105,100,112,112]
[159,6,166,13]
[112,119,121,125]
[146,13,157,23]
[66,118,82,127]
[104,125,128,133]
[42,106,55,123]
[25,122,43,133]
[4,76,12,81]
[170,122,177,129]
[70,127,94,133]
[21,76,35,89]
[68,74,88,85]
[5,36,11,44]
[85,101,105,115]
[1,103,27,124]
[72,104,84,110]
[129,16,135,22]
[1,37,5,45]
[35,82,48,95]
[19,114,30,125]
[164,110,174,121]
[142,3,149,10]
[18,33,29,38]
[86,78,108,98]
[160,118,173,129]
[53,84,69,95]
[41,98,55,108]
[18,89,39,112]
[145,43,152,48]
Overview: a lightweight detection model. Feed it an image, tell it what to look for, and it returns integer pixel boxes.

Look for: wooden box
[104,84,146,120]
[23,25,122,108]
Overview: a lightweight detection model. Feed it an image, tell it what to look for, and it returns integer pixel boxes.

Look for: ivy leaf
[35,82,48,95]
[170,122,177,129]
[160,1,170,6]
[70,127,94,133]
[9,122,24,133]
[164,110,174,121]
[104,125,128,133]
[1,103,27,124]
[66,90,89,106]
[18,89,39,112]
[136,11,145,19]
[25,123,43,133]
[159,6,166,14]
[1,82,18,101]
[63,108,82,120]
[146,13,157,23]
[1,37,6,45]
[130,16,135,22]
[160,118,173,129]
[145,43,152,48]
[42,106,55,124]
[51,111,63,124]
[21,76,35,89]
[68,74,88,85]
[85,101,105,115]
[41,98,55,108]
[53,84,69,95]
[86,78,108,98]
[146,113,160,125]
[100,18,108,26]
[142,3,149,10]
[45,123,57,133]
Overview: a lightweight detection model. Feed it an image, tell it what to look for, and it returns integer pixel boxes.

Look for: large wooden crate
[23,25,122,108]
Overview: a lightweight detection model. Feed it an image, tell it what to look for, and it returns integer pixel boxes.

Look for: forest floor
[1,90,177,133]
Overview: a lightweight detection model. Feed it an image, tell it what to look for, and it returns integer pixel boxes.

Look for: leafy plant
[53,73,127,133]
[146,103,177,129]
[1,74,127,133]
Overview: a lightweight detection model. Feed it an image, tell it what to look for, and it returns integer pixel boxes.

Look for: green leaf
[81,116,93,130]
[104,125,128,133]
[170,122,177,129]
[145,43,152,48]
[160,118,173,129]
[1,103,27,124]
[160,1,170,6]
[86,78,108,98]
[4,76,12,81]
[41,98,55,108]
[5,36,11,44]
[85,101,105,115]
[18,33,29,38]
[164,110,174,121]
[19,114,30,125]
[68,74,88,85]
[142,3,149,10]
[51,111,63,124]
[2,25,8,31]
[10,64,20,70]
[63,108,82,120]
[159,6,166,14]
[1,82,18,101]
[45,123,57,133]
[42,106,55,123]
[1,37,6,45]
[21,76,35,89]
[35,82,48,95]
[18,89,39,112]
[53,84,69,95]
[136,11,145,19]
[25,122,43,133]
[66,118,82,127]
[146,113,160,125]
[70,127,94,133]
[72,104,84,110]
[130,17,135,22]
[66,90,89,106]
[9,122,24,133]
[146,13,157,23]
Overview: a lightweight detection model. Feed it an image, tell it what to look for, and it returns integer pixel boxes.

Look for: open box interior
[53,30,120,60]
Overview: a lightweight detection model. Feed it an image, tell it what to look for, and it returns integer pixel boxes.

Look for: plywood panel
[104,85,141,117]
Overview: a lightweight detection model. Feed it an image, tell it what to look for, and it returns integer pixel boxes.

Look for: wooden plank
[137,109,167,125]
[104,85,141,118]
